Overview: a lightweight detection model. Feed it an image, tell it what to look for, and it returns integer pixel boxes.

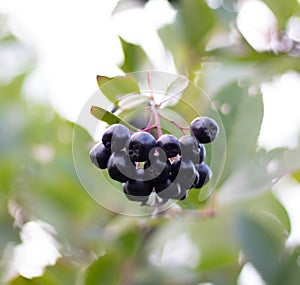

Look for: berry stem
[153,106,163,138]
[147,71,154,101]
[142,125,157,132]
[146,111,154,128]
[158,112,187,135]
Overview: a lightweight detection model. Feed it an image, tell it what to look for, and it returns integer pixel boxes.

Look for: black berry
[123,179,153,202]
[155,179,181,199]
[102,124,130,151]
[199,143,206,164]
[179,135,203,164]
[170,158,198,189]
[107,151,135,182]
[89,142,111,169]
[190,117,219,143]
[193,163,212,189]
[156,134,181,158]
[128,132,156,162]
[144,148,171,183]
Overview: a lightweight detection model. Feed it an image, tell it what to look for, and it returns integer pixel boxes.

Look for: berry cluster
[89,117,218,204]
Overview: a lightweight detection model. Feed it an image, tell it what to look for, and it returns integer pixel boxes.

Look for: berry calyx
[89,142,111,169]
[190,117,219,143]
[128,132,156,162]
[102,124,130,151]
[156,134,181,158]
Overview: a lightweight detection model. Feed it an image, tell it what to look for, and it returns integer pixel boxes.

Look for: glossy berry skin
[102,124,130,151]
[179,135,205,164]
[89,142,111,169]
[123,179,153,202]
[193,163,212,189]
[128,132,156,162]
[155,179,180,199]
[156,134,181,158]
[170,158,198,189]
[190,117,219,143]
[199,143,206,164]
[144,148,171,183]
[107,151,135,182]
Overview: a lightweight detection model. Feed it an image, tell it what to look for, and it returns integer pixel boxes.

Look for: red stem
[142,125,157,132]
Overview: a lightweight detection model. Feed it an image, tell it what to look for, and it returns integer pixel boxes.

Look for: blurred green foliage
[1,0,300,284]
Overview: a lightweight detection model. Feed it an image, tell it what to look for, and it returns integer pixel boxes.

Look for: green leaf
[90,106,137,130]
[210,82,263,181]
[274,249,300,285]
[161,76,189,106]
[234,213,285,284]
[118,93,150,110]
[176,0,215,49]
[219,145,300,203]
[85,253,121,285]
[119,37,148,72]
[292,169,300,183]
[263,0,300,28]
[96,75,141,104]
[165,76,189,96]
[158,0,215,74]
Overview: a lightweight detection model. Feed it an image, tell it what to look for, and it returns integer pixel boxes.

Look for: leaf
[218,145,300,203]
[118,93,150,110]
[176,0,215,49]
[274,249,300,285]
[90,106,137,130]
[161,76,189,106]
[209,82,263,181]
[165,76,189,96]
[234,213,285,284]
[96,75,141,104]
[292,169,300,183]
[84,253,121,285]
[262,0,300,28]
[158,0,215,74]
[112,0,146,16]
[119,37,148,73]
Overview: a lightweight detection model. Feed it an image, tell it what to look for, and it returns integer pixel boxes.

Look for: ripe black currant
[107,151,135,182]
[123,179,153,202]
[156,134,181,158]
[102,124,130,151]
[89,142,111,169]
[144,148,171,183]
[155,179,181,199]
[179,135,204,164]
[128,132,156,162]
[199,143,206,164]
[170,158,198,189]
[193,163,212,189]
[190,117,219,143]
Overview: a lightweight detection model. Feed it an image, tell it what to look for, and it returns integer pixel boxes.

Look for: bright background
[1,0,300,284]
